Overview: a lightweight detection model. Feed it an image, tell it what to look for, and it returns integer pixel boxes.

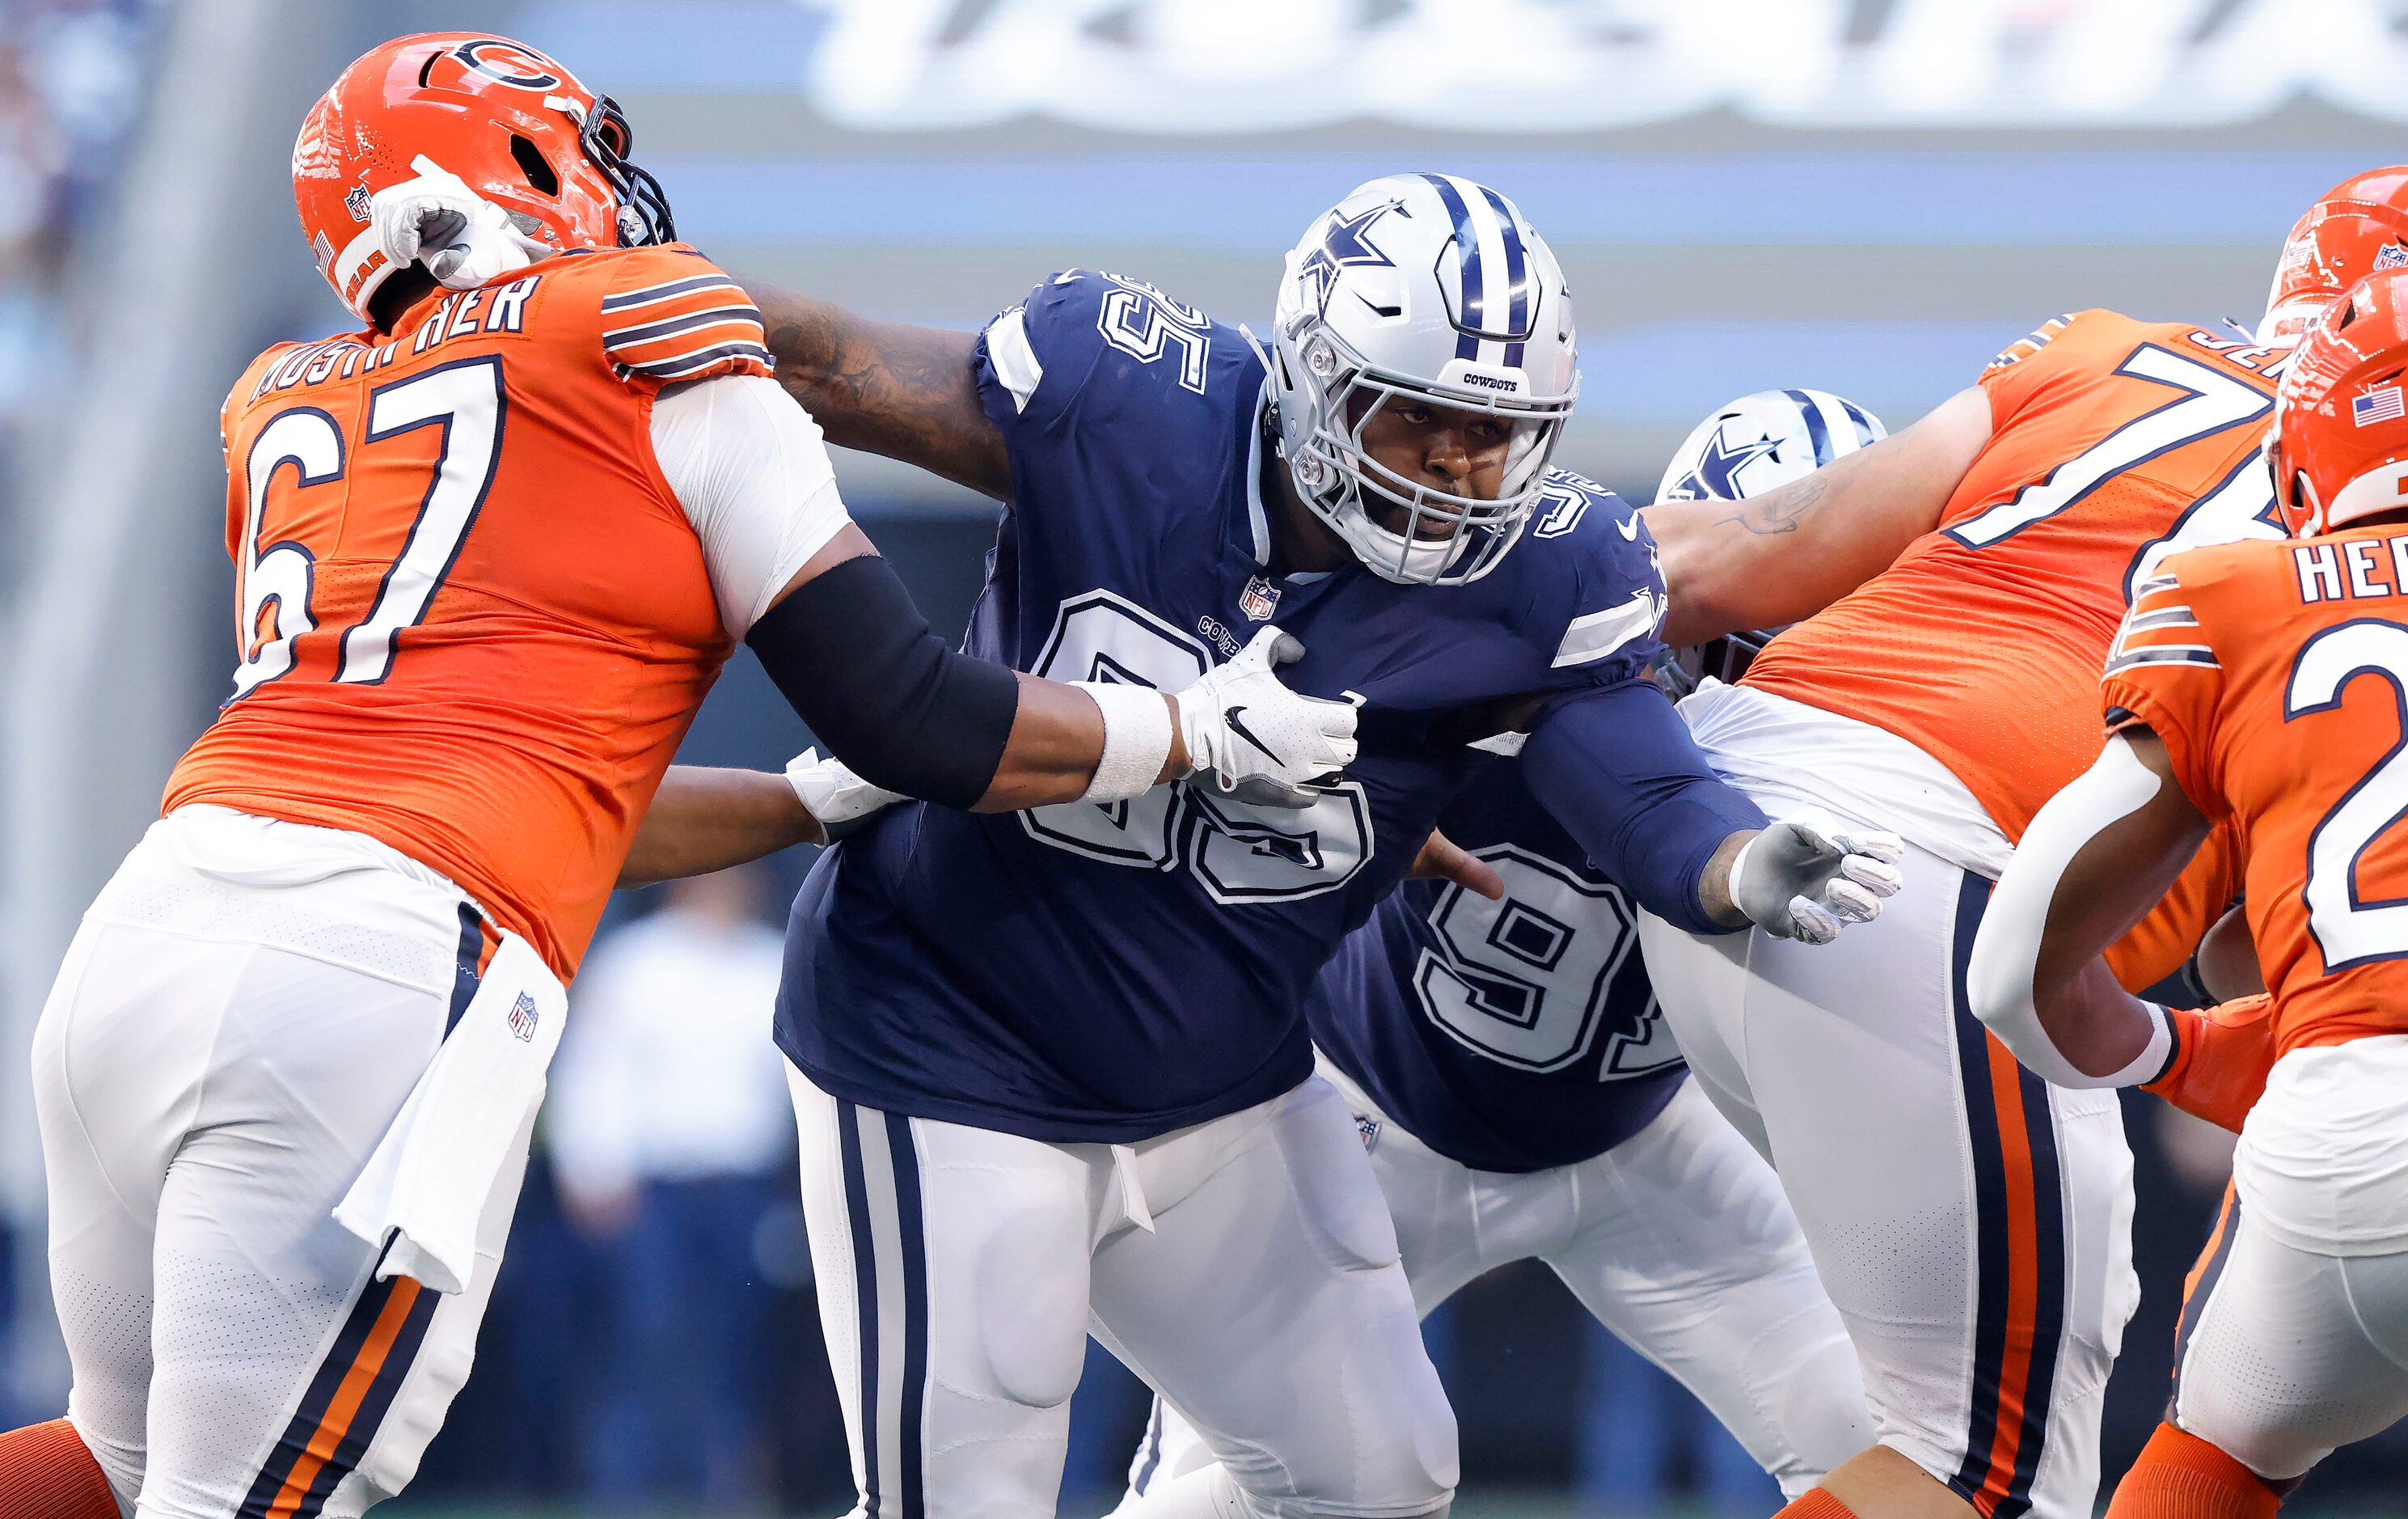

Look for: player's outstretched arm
[746,532,1357,814]
[620,766,824,887]
[746,282,1013,501]
[1518,679,1903,942]
[1644,386,1993,646]
[1967,730,2273,1128]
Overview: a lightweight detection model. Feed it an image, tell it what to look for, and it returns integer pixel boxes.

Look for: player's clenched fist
[1727,807,1907,944]
[1170,627,1359,810]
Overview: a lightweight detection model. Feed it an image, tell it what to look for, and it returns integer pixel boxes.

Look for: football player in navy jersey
[1113,391,1886,1513]
[733,176,1911,1519]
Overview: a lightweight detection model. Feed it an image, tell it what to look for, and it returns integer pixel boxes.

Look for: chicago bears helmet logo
[451,39,563,91]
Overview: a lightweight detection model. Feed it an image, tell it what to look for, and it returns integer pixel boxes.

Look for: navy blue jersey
[1312,751,1687,1174]
[773,270,1666,1143]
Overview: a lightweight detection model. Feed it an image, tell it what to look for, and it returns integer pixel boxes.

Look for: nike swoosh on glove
[1729,806,1907,944]
[1171,626,1359,810]
[370,155,551,291]
[2142,993,2276,1133]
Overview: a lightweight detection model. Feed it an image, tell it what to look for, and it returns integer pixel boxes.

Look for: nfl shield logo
[1354,1113,1381,1152]
[2380,243,2408,272]
[508,992,540,1042]
[344,182,373,224]
[1240,575,1282,621]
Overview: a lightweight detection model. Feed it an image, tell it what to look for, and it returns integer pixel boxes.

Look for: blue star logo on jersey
[1665,428,1781,502]
[1299,200,1402,315]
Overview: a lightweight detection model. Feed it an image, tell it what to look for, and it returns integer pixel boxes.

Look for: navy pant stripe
[443,903,482,1039]
[886,1110,930,1519]
[1949,872,2014,1508]
[1999,1060,2068,1519]
[287,1284,441,1519]
[2170,1186,2242,1416]
[837,1100,882,1519]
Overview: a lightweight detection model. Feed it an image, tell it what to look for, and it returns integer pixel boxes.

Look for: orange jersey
[163,243,775,978]
[2106,530,2408,1056]
[1743,309,2286,845]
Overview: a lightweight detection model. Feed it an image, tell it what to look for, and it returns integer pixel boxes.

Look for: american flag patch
[2356,386,2406,426]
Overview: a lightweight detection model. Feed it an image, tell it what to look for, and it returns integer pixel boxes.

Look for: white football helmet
[1656,388,1886,504]
[1652,388,1886,696]
[1262,174,1578,586]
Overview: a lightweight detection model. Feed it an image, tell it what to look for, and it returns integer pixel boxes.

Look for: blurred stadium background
[2,0,2406,1513]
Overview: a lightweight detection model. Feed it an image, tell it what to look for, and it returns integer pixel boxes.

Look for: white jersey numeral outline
[230,355,505,700]
[1948,345,2271,552]
[2288,618,2408,971]
[1021,594,1371,903]
[1412,844,1677,1077]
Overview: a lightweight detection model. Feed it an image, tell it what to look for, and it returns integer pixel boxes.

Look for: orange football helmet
[294,32,674,324]
[2269,267,2408,535]
[2259,167,2408,345]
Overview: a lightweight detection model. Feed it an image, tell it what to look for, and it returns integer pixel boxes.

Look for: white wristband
[1073,682,1174,803]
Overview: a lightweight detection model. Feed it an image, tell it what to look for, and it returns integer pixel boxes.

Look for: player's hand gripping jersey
[1744,311,2287,844]
[2106,532,2408,1056]
[164,245,782,978]
[775,271,1665,1143]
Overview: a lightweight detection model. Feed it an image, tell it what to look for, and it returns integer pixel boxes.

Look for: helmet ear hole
[509,134,559,197]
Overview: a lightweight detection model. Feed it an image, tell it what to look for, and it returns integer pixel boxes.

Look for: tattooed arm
[746,283,1012,501]
[1645,386,1994,646]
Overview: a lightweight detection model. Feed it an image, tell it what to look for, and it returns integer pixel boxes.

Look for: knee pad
[969,1178,1093,1410]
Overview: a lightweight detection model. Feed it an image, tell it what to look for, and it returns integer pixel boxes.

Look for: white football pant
[1641,840,2138,1519]
[34,809,526,1519]
[1116,1060,1871,1510]
[788,1067,1455,1519]
[2162,1038,2408,1482]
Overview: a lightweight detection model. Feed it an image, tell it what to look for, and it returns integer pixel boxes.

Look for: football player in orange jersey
[0,33,1363,1519]
[1625,169,2408,1519]
[1967,266,2408,1518]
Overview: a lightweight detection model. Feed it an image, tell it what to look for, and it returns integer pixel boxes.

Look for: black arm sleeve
[744,554,1021,810]
[1519,678,1769,935]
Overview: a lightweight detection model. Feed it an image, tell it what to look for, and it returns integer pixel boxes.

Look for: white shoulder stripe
[1553,590,1662,669]
[2105,645,2221,674]
[985,306,1043,414]
[2124,605,2200,631]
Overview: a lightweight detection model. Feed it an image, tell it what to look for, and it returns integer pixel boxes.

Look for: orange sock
[0,1420,118,1519]
[2106,1423,2284,1519]
[1775,1491,1861,1519]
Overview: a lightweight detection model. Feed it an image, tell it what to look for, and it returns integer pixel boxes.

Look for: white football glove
[1171,626,1359,810]
[371,155,550,291]
[1729,806,1906,945]
[784,748,905,840]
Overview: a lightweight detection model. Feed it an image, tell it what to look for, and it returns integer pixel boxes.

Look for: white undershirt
[646,373,855,637]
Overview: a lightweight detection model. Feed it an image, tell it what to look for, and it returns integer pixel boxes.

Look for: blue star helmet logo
[1299,199,1402,315]
[1666,425,1781,502]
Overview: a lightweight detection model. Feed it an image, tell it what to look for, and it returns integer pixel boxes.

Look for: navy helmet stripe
[1419,174,1485,362]
[837,1101,884,1518]
[1783,388,1836,467]
[1476,184,1531,340]
[1839,396,1882,446]
[885,1110,931,1519]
